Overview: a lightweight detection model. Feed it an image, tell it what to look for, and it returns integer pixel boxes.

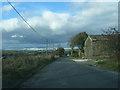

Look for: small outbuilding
[84,35,109,59]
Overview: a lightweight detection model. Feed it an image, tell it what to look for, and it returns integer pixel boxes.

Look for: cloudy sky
[0,1,118,50]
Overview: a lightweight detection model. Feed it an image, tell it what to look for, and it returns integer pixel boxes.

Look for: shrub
[55,48,65,57]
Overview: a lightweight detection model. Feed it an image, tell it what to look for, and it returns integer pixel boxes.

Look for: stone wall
[84,36,110,59]
[84,37,93,59]
[92,40,109,59]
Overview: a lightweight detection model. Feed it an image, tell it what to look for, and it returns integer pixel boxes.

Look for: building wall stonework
[92,40,109,59]
[84,36,93,59]
[84,35,110,59]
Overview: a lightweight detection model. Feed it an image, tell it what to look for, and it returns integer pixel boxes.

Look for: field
[2,50,55,88]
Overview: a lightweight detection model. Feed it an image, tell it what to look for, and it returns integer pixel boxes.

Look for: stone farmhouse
[84,35,110,59]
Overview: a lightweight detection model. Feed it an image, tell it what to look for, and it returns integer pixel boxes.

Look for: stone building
[84,35,109,59]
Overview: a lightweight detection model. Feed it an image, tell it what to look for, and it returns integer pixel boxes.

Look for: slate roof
[89,35,109,41]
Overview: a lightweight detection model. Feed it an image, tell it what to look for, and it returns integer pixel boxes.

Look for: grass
[68,57,78,59]
[2,54,55,88]
[68,56,82,59]
[68,55,120,72]
[96,60,119,72]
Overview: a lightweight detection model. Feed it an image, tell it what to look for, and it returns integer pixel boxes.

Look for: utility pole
[57,43,59,48]
[53,43,55,51]
[58,43,61,48]
[52,43,55,55]
[54,43,57,50]
[46,39,48,55]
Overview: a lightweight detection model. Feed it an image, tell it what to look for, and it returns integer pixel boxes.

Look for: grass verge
[2,55,55,88]
[96,60,120,72]
[67,56,82,59]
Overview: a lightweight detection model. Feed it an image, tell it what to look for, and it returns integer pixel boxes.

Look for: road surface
[21,58,118,88]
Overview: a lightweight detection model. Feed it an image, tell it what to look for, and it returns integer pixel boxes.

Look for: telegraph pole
[52,43,55,55]
[58,43,61,48]
[53,43,55,50]
[46,39,48,55]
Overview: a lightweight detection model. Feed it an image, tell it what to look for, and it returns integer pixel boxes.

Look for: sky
[0,1,118,50]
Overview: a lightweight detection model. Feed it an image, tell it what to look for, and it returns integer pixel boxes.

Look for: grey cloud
[1,2,118,49]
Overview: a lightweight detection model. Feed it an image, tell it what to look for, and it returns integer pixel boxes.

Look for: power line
[7,0,37,33]
[7,0,65,53]
[7,0,47,40]
[7,0,49,53]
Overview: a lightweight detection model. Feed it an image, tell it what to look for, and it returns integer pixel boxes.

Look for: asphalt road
[21,58,118,88]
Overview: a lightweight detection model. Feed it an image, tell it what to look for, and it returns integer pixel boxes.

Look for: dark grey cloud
[1,2,118,49]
